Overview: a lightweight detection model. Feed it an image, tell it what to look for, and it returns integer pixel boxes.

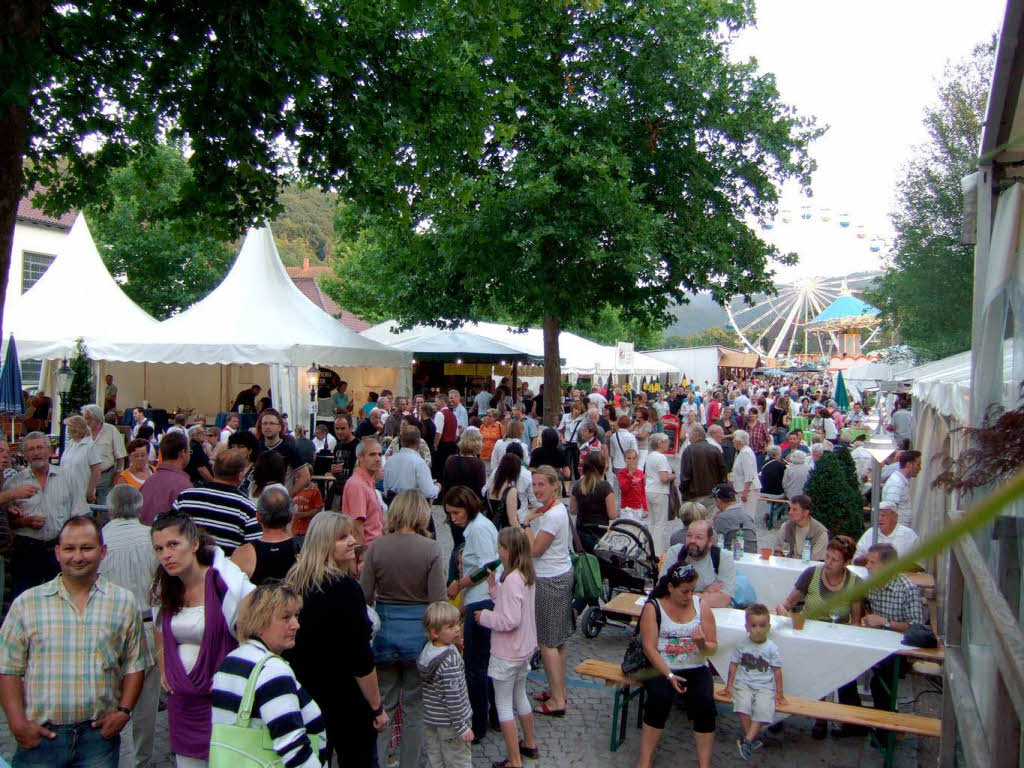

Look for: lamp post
[55,358,74,457]
[306,364,319,437]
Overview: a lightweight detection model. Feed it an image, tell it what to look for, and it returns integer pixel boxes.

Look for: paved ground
[0,455,940,766]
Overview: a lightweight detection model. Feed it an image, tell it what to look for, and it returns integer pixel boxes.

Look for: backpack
[700,546,756,609]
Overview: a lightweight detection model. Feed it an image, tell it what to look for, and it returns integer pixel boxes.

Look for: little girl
[475,527,539,768]
[617,448,648,521]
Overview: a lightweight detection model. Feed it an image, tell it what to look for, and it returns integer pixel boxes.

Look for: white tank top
[171,605,205,674]
[655,596,705,671]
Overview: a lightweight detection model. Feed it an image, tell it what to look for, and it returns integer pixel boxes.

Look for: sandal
[532,690,551,703]
[532,702,566,717]
[519,741,540,759]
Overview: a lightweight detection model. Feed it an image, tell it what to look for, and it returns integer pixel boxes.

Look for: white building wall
[644,346,720,386]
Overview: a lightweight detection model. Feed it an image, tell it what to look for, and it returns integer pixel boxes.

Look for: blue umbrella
[0,335,25,440]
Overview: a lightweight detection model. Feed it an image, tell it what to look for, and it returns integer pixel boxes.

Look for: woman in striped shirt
[211,583,328,768]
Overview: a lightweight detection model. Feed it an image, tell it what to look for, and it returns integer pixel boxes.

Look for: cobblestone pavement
[0,460,932,767]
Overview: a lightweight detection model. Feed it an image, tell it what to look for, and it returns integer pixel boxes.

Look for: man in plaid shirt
[0,515,149,767]
[862,543,923,716]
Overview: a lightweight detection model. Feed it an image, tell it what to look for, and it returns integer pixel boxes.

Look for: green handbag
[209,653,320,768]
[569,522,603,601]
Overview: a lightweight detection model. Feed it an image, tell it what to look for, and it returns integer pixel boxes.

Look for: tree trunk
[0,0,48,340]
[542,310,562,427]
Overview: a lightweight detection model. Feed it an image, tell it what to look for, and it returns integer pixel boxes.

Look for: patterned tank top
[655,596,706,671]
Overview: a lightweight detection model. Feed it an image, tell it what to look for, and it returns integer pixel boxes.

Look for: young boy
[417,601,474,768]
[721,603,786,760]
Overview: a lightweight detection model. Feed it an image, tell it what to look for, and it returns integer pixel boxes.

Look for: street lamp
[55,358,74,456]
[306,364,319,436]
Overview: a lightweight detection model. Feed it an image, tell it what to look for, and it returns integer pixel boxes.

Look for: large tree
[329,0,820,424]
[86,144,234,319]
[864,40,995,361]
[1,0,491,333]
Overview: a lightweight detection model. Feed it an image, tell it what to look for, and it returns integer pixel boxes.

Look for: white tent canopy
[2,214,160,360]
[362,320,678,376]
[88,227,412,369]
[897,339,1017,425]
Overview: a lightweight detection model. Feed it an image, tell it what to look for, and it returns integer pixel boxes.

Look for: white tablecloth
[706,608,905,704]
[735,554,813,608]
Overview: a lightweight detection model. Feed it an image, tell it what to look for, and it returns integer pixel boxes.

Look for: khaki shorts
[732,681,776,723]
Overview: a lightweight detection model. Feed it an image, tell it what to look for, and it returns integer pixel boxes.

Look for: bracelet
[117,706,132,716]
[370,704,385,718]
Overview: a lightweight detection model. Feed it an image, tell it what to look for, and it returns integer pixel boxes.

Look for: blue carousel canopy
[808,294,880,327]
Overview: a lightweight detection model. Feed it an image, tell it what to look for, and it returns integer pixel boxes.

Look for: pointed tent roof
[87,226,411,367]
[3,214,159,360]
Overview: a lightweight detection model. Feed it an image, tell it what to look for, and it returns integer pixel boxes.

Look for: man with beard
[660,519,735,608]
[328,415,359,510]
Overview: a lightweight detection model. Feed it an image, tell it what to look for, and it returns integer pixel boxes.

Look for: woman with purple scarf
[151,510,255,767]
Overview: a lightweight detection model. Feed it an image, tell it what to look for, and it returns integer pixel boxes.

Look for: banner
[616,341,635,371]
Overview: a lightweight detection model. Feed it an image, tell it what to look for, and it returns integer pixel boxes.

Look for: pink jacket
[478,569,537,662]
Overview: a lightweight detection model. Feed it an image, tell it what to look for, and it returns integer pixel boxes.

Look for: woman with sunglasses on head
[150,511,256,768]
[635,563,718,768]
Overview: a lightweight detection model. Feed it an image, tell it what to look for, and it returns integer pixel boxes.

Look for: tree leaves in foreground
[328,0,820,424]
[1,0,494,334]
[864,40,995,361]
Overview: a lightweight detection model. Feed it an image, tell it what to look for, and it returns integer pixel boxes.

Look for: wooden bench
[575,658,940,753]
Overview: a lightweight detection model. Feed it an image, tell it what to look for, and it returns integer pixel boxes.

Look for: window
[22,251,56,293]
[21,360,42,389]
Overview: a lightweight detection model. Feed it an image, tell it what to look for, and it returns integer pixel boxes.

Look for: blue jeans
[13,720,119,767]
[463,599,497,737]
[372,602,428,663]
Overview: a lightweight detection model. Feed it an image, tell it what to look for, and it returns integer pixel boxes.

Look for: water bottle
[733,523,744,560]
[802,538,812,563]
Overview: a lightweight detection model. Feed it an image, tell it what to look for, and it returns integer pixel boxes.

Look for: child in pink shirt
[476,527,539,767]
[617,448,648,520]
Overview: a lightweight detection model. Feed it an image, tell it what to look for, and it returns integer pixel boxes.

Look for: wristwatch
[117,706,132,717]
[371,704,385,718]
[666,673,676,682]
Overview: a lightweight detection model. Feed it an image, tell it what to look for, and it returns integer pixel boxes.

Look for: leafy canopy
[329,0,820,389]
[864,40,994,361]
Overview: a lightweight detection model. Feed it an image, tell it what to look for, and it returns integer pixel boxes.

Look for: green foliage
[66,340,94,414]
[863,40,994,361]
[662,326,742,349]
[328,0,821,423]
[805,451,865,540]
[566,305,664,350]
[271,186,339,267]
[86,145,235,319]
[3,0,497,330]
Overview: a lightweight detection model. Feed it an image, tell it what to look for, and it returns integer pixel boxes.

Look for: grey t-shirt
[713,503,749,549]
[661,544,736,599]
[730,637,782,690]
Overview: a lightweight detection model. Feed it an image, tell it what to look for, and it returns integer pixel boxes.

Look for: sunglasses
[667,563,697,582]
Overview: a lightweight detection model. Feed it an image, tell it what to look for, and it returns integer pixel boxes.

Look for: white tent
[2,214,160,360]
[94,227,412,421]
[362,320,678,376]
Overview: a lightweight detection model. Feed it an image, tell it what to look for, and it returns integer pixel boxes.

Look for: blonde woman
[211,584,328,767]
[60,414,102,504]
[523,465,574,717]
[285,512,388,767]
[360,490,446,768]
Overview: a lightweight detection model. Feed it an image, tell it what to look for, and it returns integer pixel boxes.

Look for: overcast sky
[732,0,1005,282]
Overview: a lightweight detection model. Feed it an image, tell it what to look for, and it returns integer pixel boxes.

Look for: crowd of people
[0,371,931,768]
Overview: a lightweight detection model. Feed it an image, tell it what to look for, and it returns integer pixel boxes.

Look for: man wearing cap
[853,504,921,567]
[710,485,749,550]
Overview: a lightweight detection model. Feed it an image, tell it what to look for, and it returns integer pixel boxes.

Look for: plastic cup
[759,547,772,560]
[792,614,806,631]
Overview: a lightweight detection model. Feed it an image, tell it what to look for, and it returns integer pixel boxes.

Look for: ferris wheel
[725,273,879,360]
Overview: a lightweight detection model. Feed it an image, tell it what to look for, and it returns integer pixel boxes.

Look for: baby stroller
[579,518,660,639]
